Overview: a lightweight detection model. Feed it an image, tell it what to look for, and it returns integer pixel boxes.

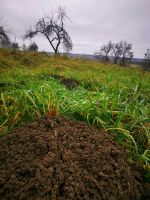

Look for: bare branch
[23,7,73,54]
[0,25,11,47]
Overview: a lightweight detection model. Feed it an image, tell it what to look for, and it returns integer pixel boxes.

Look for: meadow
[0,49,150,180]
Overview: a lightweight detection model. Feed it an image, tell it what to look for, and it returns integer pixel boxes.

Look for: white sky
[0,0,150,58]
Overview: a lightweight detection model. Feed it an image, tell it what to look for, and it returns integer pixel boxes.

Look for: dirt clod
[0,116,147,200]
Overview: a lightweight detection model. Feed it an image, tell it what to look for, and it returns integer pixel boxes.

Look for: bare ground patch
[0,116,149,200]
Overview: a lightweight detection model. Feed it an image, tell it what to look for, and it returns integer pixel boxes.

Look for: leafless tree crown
[119,41,133,66]
[98,41,113,62]
[24,7,73,54]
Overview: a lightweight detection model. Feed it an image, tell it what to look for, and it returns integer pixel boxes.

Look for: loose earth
[0,116,148,200]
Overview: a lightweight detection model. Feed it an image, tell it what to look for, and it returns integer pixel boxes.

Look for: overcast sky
[0,0,150,58]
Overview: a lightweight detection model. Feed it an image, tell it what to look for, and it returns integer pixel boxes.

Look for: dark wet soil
[0,116,149,200]
[50,74,80,89]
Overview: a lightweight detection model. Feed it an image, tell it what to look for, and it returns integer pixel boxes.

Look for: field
[0,49,150,198]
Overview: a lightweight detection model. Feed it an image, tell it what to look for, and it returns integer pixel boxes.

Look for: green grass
[0,49,150,179]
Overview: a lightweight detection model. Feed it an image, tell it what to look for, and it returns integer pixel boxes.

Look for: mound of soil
[50,74,80,89]
[0,116,147,200]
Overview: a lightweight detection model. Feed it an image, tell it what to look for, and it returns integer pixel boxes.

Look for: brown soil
[50,74,80,89]
[0,116,148,200]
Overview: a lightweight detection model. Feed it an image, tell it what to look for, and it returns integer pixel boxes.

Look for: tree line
[95,41,149,69]
[0,7,149,69]
[95,41,133,66]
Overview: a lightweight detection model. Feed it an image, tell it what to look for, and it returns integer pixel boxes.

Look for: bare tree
[0,25,10,48]
[28,42,38,52]
[144,49,150,70]
[24,7,73,54]
[97,41,113,62]
[11,42,19,50]
[22,43,27,51]
[119,41,133,66]
[111,41,122,64]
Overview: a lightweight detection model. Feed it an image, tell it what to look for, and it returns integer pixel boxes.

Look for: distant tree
[144,49,150,70]
[0,25,11,48]
[11,42,20,50]
[119,41,133,66]
[28,42,38,52]
[22,43,27,51]
[111,41,122,64]
[24,7,73,54]
[97,41,113,62]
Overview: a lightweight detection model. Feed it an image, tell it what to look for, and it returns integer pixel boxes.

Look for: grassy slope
[0,49,150,178]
